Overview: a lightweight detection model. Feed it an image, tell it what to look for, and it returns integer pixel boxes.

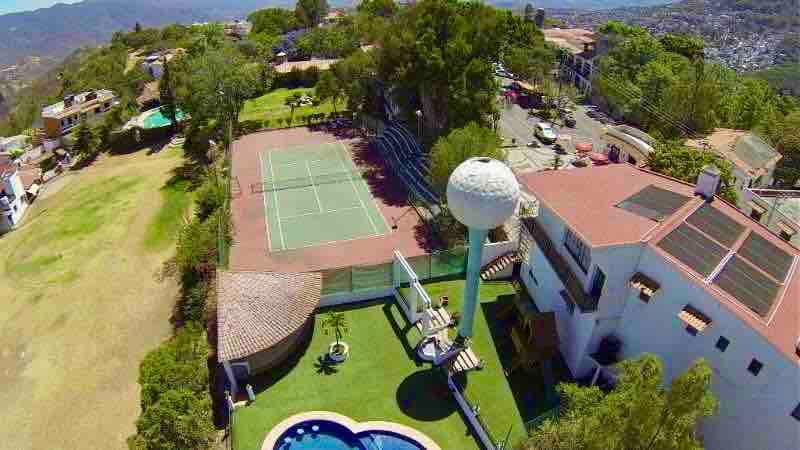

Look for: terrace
[231,276,568,450]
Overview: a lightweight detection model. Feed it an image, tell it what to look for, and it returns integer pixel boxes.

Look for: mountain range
[0,0,676,68]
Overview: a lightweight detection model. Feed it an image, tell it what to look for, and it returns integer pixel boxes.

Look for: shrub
[138,323,209,409]
[194,170,227,221]
[130,389,216,450]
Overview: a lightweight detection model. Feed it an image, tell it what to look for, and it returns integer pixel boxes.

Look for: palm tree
[322,312,349,351]
[284,93,302,125]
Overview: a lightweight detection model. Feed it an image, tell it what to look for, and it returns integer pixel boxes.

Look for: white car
[534,122,558,144]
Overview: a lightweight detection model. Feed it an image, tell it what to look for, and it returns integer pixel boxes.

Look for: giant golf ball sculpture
[447,157,520,345]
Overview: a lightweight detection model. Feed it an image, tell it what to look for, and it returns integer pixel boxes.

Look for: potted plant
[322,312,350,363]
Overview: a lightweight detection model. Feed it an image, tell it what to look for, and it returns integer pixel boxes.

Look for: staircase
[480,251,518,281]
[447,346,482,375]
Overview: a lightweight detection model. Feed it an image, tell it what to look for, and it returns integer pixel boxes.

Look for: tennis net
[251,168,366,193]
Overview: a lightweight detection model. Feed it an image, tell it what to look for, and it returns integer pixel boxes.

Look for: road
[496,77,609,173]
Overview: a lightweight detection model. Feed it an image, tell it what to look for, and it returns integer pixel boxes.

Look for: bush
[130,389,216,450]
[194,170,227,221]
[138,323,209,409]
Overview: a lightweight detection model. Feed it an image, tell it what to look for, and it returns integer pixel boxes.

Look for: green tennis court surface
[259,143,389,251]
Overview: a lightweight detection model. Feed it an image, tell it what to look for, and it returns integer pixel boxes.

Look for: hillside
[0,0,277,67]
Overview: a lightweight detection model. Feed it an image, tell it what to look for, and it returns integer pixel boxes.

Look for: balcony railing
[521,217,599,312]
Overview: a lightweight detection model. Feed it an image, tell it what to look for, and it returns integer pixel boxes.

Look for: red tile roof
[519,164,800,363]
[217,271,322,362]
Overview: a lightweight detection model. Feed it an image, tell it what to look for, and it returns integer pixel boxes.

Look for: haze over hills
[0,0,677,68]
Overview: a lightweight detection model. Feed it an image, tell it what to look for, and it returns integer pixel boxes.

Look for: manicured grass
[143,178,193,250]
[239,87,342,128]
[233,279,530,450]
[420,279,529,446]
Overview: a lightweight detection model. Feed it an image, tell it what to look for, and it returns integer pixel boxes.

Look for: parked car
[527,140,540,148]
[564,115,576,128]
[534,122,558,144]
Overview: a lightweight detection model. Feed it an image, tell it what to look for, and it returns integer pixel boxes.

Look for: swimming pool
[142,107,185,129]
[275,420,423,450]
[263,412,439,450]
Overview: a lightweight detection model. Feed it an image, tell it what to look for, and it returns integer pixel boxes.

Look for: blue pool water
[275,420,425,450]
[142,107,185,129]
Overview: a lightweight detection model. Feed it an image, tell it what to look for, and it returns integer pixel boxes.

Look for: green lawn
[233,279,531,450]
[239,87,342,128]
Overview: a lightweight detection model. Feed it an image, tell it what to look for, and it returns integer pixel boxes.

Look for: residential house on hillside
[224,20,252,40]
[41,90,118,139]
[0,135,29,153]
[0,156,29,233]
[544,28,603,95]
[744,188,800,246]
[686,129,782,207]
[141,49,184,80]
[518,164,800,450]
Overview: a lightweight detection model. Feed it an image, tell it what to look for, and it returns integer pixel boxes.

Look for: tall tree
[315,71,345,113]
[520,355,717,450]
[357,0,397,18]
[159,58,179,130]
[646,141,739,204]
[379,0,510,139]
[429,122,505,194]
[248,8,299,35]
[72,121,96,159]
[295,0,330,28]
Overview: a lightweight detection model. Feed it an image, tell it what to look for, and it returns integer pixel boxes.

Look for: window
[563,227,591,273]
[678,305,712,335]
[792,404,800,421]
[747,359,763,376]
[716,336,729,352]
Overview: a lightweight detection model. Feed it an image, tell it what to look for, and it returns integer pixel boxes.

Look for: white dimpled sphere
[446,157,520,230]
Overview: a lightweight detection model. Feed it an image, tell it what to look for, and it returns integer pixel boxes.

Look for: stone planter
[328,341,350,363]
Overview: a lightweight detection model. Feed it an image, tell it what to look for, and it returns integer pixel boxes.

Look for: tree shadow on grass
[480,299,569,423]
[396,369,457,422]
[314,355,340,375]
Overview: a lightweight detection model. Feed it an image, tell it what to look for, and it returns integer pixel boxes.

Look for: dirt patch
[0,148,185,450]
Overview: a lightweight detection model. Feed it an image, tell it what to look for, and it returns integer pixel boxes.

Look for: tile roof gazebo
[217,271,322,395]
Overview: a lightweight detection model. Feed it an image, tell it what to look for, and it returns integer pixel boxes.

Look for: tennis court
[257,142,389,251]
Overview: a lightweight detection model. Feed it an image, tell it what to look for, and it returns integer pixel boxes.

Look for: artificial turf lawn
[233,280,528,450]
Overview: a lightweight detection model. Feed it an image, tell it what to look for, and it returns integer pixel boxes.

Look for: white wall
[318,287,395,308]
[615,246,800,450]
[0,170,28,233]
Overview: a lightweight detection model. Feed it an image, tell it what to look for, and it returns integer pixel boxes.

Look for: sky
[0,0,81,15]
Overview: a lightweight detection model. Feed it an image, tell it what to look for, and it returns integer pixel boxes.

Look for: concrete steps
[480,251,518,281]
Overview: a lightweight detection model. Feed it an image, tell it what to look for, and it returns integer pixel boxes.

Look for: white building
[518,164,800,450]
[0,156,29,233]
[544,29,600,95]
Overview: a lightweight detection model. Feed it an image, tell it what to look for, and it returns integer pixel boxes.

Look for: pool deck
[260,411,442,450]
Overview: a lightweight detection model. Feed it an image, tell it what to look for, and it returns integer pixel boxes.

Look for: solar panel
[686,204,745,248]
[617,185,691,222]
[714,255,782,317]
[657,224,728,277]
[737,232,794,282]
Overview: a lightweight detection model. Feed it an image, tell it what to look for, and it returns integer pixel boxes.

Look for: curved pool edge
[261,411,442,450]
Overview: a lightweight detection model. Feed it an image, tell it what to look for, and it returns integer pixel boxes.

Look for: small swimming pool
[275,420,424,450]
[142,107,185,129]
[264,412,440,450]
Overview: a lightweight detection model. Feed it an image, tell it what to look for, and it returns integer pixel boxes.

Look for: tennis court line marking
[280,205,363,220]
[258,151,272,252]
[305,160,324,213]
[267,151,286,250]
[276,230,389,252]
[337,143,392,232]
[335,145,379,235]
